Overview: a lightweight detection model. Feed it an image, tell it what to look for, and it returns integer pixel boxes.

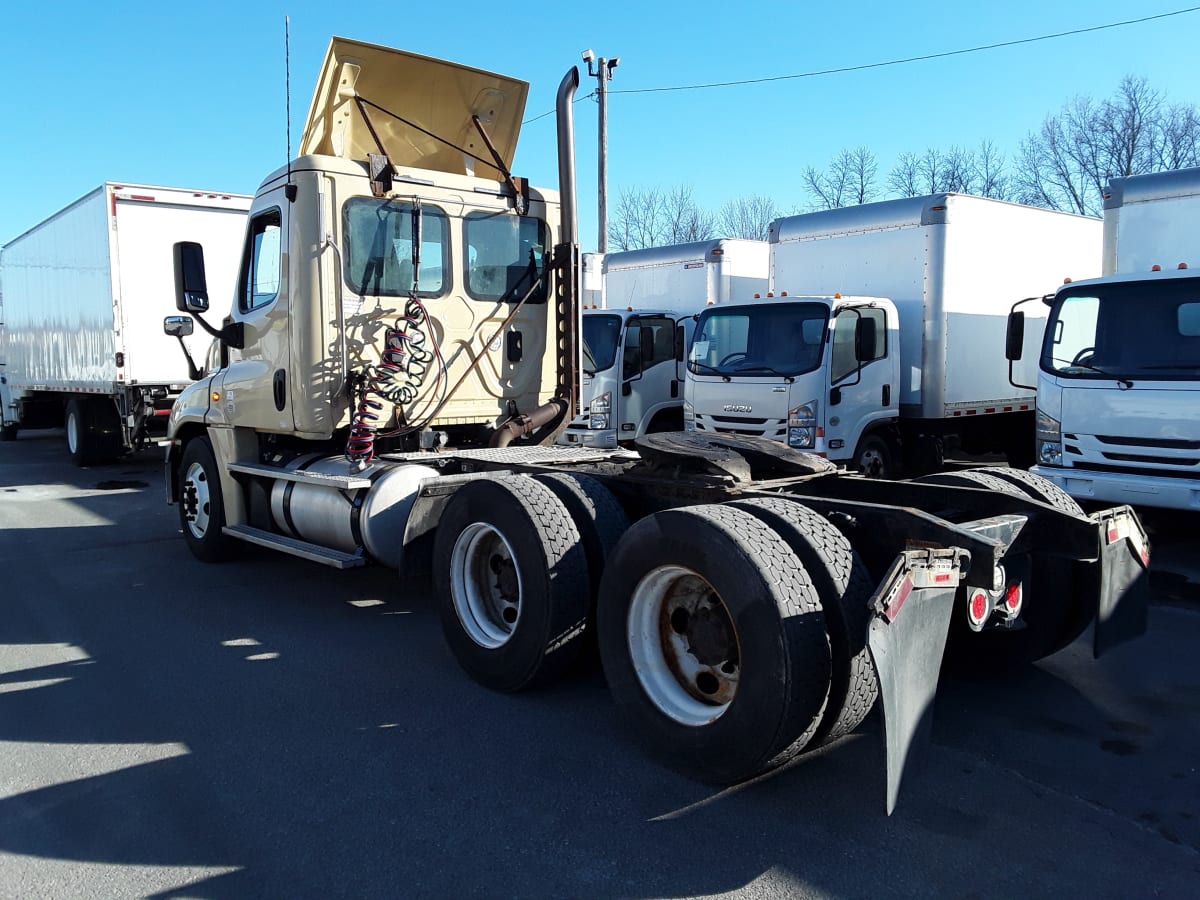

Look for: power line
[522,5,1198,123]
[612,6,1200,95]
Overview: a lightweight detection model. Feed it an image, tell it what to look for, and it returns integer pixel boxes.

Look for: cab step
[223,524,366,569]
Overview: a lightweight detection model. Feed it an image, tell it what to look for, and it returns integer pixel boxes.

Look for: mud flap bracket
[867,547,969,815]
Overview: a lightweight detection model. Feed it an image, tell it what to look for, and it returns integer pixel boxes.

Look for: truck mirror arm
[189,311,246,351]
[1006,296,1039,390]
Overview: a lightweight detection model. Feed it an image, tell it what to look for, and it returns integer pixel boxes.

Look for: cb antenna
[284,16,297,202]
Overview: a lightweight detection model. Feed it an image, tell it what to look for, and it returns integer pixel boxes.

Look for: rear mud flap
[867,548,969,815]
[1092,505,1150,658]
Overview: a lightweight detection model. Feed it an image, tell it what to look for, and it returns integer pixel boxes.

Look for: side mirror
[173,241,210,313]
[675,324,685,363]
[854,316,878,362]
[164,315,194,338]
[1005,311,1026,361]
[640,325,655,369]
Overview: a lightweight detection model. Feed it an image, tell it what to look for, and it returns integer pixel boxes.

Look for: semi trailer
[0,184,251,462]
[1008,166,1200,511]
[683,195,1101,475]
[161,37,1149,812]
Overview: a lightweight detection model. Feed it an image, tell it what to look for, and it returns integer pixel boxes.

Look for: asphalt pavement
[2,430,1199,899]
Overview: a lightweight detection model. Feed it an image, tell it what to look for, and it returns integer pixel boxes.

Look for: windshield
[1043,280,1200,380]
[582,314,622,374]
[688,302,828,377]
[342,198,448,297]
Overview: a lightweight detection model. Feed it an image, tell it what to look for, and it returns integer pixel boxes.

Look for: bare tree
[660,185,716,245]
[1015,76,1199,215]
[976,140,1012,199]
[607,184,715,250]
[718,194,781,240]
[804,147,879,209]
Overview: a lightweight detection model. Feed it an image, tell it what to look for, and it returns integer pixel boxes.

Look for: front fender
[167,376,216,441]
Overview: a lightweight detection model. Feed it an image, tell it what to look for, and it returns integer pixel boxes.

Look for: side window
[240,209,282,312]
[622,317,676,380]
[830,307,887,383]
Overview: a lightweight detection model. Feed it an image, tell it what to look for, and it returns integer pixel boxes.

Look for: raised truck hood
[299,37,529,178]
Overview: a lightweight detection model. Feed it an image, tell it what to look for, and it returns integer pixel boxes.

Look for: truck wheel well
[166,424,209,503]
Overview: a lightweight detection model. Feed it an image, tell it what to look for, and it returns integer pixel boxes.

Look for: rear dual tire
[65,397,122,466]
[597,504,833,784]
[432,476,592,693]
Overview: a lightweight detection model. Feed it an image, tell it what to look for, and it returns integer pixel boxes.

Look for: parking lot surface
[2,431,1198,898]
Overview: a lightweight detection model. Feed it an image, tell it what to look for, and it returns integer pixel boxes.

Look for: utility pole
[582,49,619,253]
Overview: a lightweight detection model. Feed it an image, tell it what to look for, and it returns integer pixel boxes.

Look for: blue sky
[1,1,1197,250]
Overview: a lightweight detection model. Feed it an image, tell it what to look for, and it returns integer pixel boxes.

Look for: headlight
[1036,408,1062,466]
[590,392,611,430]
[683,400,695,432]
[788,401,818,448]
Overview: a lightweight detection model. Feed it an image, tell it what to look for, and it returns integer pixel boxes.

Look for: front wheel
[597,503,831,784]
[178,437,238,562]
[852,433,894,479]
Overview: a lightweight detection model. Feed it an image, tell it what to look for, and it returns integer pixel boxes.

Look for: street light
[582,49,618,253]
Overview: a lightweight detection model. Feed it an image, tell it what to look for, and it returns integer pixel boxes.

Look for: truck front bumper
[1032,465,1200,512]
[559,426,618,449]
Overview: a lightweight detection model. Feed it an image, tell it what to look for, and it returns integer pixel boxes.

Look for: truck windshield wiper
[1050,357,1134,388]
[733,365,791,377]
[690,361,721,374]
[1136,363,1200,371]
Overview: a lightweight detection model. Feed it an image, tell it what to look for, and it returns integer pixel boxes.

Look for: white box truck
[561,239,767,447]
[1010,166,1200,510]
[684,194,1101,475]
[0,183,252,463]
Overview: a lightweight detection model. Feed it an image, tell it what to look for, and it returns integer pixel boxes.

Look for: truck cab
[1029,267,1200,510]
[683,294,900,472]
[560,307,692,447]
[167,39,567,471]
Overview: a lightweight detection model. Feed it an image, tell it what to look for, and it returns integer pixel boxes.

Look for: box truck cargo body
[684,194,1102,473]
[1023,166,1200,510]
[562,239,767,447]
[0,184,252,462]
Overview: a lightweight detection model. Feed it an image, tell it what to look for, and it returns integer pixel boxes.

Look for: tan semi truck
[163,37,1151,812]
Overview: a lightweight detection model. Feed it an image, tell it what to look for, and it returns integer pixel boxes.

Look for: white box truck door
[113,195,246,385]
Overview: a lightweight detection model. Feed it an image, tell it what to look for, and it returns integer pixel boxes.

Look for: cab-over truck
[163,37,1150,812]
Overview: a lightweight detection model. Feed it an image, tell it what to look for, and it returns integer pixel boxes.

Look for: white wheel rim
[859,444,886,477]
[627,565,739,726]
[182,460,212,539]
[67,411,80,454]
[450,522,523,649]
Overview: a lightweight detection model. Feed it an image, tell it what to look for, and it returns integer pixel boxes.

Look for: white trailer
[0,184,251,462]
[684,194,1101,474]
[562,239,767,447]
[1012,166,1200,511]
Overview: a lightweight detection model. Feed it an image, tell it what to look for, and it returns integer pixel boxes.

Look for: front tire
[597,504,831,784]
[432,476,590,692]
[178,437,238,563]
[852,433,894,479]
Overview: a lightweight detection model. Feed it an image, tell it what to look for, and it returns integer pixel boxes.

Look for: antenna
[284,16,296,202]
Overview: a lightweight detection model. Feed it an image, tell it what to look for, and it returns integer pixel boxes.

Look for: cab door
[619,315,678,437]
[823,304,896,458]
[212,192,292,432]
